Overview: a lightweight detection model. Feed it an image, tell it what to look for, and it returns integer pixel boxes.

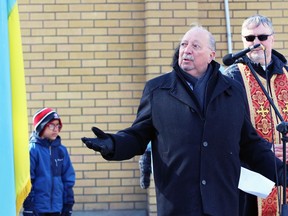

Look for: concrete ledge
[73,210,147,216]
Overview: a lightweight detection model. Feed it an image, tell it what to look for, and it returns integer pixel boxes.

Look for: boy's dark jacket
[23,132,75,214]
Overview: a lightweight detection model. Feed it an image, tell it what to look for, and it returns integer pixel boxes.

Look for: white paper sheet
[238,167,275,198]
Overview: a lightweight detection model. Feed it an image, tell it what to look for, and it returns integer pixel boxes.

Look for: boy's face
[41,119,61,141]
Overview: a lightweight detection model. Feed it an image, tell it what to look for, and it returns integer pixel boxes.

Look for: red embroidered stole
[238,63,288,216]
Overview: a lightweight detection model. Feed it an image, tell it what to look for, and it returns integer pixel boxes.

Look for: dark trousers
[239,190,258,216]
[38,213,61,216]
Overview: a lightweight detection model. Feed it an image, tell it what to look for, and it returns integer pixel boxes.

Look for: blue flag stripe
[0,0,17,215]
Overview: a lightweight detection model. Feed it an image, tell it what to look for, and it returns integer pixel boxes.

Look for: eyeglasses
[46,123,62,131]
[243,33,273,42]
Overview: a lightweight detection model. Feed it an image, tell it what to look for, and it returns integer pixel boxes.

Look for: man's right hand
[81,127,114,156]
[274,144,288,163]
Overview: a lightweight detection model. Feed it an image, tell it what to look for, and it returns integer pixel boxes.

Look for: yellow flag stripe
[8,2,31,214]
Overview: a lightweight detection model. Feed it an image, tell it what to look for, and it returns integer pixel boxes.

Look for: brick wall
[18,0,288,214]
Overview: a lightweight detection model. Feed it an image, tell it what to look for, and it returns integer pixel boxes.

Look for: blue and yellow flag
[0,0,31,215]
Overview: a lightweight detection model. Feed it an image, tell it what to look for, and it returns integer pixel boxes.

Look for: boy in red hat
[23,108,75,216]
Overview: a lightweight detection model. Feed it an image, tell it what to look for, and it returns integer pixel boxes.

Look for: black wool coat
[107,61,283,216]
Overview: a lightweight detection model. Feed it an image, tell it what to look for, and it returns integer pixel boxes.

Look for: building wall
[18,0,288,214]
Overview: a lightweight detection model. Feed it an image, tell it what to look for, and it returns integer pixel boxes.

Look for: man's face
[241,23,274,65]
[178,28,215,78]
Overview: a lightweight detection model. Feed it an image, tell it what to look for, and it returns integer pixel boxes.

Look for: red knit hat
[33,108,62,135]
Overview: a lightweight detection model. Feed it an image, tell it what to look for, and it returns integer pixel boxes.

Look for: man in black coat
[82,25,285,216]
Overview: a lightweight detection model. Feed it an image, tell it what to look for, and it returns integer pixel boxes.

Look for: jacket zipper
[50,146,53,211]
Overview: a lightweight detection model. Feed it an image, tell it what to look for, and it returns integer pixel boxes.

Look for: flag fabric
[0,0,31,215]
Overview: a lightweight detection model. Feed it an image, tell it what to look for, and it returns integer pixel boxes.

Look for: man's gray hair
[189,24,216,51]
[242,14,274,33]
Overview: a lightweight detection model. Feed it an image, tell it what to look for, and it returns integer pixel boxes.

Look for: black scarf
[178,64,213,112]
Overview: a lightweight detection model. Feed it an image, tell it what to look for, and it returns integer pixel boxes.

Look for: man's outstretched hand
[81,127,114,156]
